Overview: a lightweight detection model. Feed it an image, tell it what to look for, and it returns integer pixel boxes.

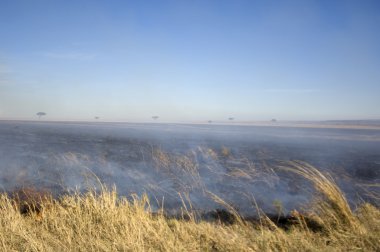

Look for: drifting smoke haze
[1,120,379,216]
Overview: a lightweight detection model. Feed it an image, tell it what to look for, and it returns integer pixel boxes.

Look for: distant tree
[94,116,99,120]
[152,116,159,120]
[208,120,213,123]
[228,117,234,121]
[36,112,46,119]
[271,118,277,123]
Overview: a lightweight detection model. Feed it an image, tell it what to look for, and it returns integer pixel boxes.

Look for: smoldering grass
[1,150,380,251]
[0,168,379,251]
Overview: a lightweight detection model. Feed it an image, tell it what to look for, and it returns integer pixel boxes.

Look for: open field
[0,120,380,250]
[193,120,380,130]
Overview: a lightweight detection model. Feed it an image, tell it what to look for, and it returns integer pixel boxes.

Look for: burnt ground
[1,121,379,216]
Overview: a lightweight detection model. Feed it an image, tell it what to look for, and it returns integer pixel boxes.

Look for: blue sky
[1,0,379,122]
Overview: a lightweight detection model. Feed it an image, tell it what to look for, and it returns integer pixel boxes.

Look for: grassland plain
[0,162,379,251]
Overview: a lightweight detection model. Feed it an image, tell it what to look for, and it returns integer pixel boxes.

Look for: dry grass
[0,163,379,251]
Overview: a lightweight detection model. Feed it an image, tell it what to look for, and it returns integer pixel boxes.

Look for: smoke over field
[1,121,379,216]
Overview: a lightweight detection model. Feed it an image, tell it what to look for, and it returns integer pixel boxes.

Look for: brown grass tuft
[9,187,53,215]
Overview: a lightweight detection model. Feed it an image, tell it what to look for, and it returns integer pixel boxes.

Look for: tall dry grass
[0,162,379,251]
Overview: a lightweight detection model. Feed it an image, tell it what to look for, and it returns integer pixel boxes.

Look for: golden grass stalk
[278,161,367,234]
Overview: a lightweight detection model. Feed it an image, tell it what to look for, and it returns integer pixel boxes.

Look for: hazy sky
[1,0,379,122]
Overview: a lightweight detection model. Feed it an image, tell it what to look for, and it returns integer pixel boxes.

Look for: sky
[0,0,380,122]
